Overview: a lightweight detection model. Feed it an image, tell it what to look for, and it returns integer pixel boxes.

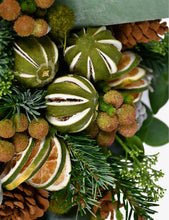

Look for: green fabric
[54,0,168,28]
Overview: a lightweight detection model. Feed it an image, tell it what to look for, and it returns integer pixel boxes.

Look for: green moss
[47,5,75,40]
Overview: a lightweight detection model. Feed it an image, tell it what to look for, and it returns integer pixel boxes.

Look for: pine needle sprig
[55,132,115,216]
[0,86,47,121]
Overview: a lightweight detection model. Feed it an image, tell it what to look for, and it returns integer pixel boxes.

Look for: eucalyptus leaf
[54,0,168,28]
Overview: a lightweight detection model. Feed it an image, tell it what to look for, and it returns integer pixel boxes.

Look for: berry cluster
[86,90,138,147]
[0,114,49,162]
[0,0,54,37]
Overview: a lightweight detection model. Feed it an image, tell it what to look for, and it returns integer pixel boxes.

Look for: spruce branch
[54,132,115,216]
[0,86,47,121]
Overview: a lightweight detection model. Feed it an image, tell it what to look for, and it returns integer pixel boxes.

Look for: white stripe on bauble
[64,45,76,56]
[96,48,117,74]
[53,76,92,93]
[92,26,106,36]
[51,41,59,64]
[47,108,90,126]
[14,43,39,68]
[18,73,36,78]
[69,52,82,72]
[45,94,89,105]
[97,39,122,51]
[87,56,95,81]
[76,114,94,132]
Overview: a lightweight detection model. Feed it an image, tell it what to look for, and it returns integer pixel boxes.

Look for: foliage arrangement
[0,1,168,220]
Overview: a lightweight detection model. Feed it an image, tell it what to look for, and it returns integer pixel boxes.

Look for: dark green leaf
[142,117,169,146]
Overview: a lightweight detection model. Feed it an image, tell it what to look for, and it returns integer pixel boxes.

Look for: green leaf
[142,117,169,146]
[54,0,168,28]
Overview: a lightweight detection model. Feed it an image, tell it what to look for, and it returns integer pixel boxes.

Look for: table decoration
[0,0,168,219]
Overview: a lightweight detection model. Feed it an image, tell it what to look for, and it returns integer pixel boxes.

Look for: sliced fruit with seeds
[106,67,146,88]
[13,36,58,88]
[64,26,122,82]
[27,136,66,189]
[119,78,149,93]
[114,51,142,79]
[46,148,71,191]
[4,136,51,190]
[1,137,35,186]
[45,75,99,133]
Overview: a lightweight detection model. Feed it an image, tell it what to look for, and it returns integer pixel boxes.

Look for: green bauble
[64,26,122,82]
[45,75,99,133]
[49,191,71,215]
[13,36,59,88]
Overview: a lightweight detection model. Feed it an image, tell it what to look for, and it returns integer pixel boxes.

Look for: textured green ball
[64,26,122,82]
[47,5,75,40]
[20,0,37,14]
[13,36,59,88]
[49,192,71,215]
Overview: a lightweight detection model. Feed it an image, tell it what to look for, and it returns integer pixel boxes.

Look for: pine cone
[0,183,49,220]
[109,20,169,49]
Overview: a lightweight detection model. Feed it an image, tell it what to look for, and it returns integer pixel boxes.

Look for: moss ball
[12,132,29,152]
[28,118,49,139]
[97,112,119,132]
[49,192,71,215]
[35,0,54,9]
[117,104,136,125]
[103,90,123,109]
[96,130,115,147]
[0,119,16,138]
[33,19,48,37]
[13,113,29,132]
[118,121,138,137]
[47,5,75,40]
[14,15,35,37]
[0,0,21,21]
[0,140,15,162]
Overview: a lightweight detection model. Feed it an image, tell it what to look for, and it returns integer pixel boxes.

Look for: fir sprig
[0,86,47,121]
[54,132,115,216]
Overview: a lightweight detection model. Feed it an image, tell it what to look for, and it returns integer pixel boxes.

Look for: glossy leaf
[136,105,169,146]
[54,0,168,28]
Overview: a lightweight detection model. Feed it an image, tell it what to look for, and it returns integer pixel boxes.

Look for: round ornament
[13,36,59,88]
[45,75,99,133]
[64,26,122,82]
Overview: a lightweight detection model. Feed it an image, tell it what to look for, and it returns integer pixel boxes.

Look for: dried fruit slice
[124,92,143,103]
[106,67,146,88]
[13,36,58,88]
[45,75,99,133]
[27,136,66,189]
[46,148,71,191]
[119,78,149,93]
[64,26,122,82]
[4,136,51,190]
[114,51,142,79]
[1,137,35,186]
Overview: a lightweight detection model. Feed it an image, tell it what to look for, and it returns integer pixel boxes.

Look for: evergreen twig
[0,86,47,121]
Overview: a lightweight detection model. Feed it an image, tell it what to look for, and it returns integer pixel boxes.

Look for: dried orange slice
[1,137,35,187]
[27,136,66,189]
[106,67,146,88]
[4,136,51,190]
[46,148,71,191]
